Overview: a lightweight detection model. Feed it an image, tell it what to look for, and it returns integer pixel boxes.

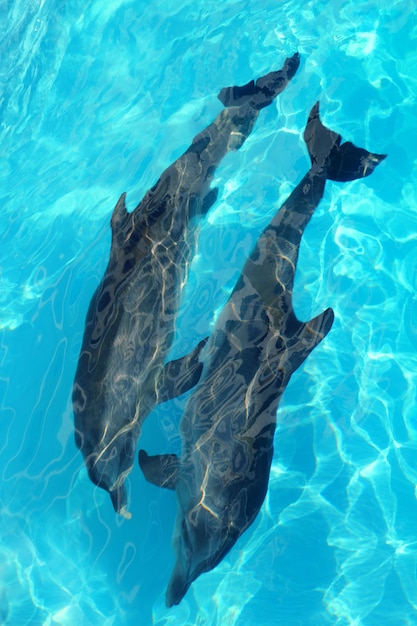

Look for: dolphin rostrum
[73,53,301,518]
[139,103,386,605]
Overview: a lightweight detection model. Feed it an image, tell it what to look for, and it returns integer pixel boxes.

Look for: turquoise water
[1,1,416,624]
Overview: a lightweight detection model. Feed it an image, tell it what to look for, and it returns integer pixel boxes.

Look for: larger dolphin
[73,53,300,518]
[139,103,386,605]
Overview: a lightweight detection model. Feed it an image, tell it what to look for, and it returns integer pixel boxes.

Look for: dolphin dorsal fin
[287,307,334,372]
[111,193,128,232]
[138,450,179,490]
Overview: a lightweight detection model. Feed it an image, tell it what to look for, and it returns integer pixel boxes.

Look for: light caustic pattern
[1,0,417,624]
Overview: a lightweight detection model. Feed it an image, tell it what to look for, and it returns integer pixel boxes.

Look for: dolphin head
[166,499,242,607]
[72,377,139,519]
[164,430,275,606]
[137,449,241,605]
[139,423,275,605]
[78,430,135,520]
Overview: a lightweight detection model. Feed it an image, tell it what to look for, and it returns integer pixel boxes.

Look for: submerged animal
[139,103,386,605]
[73,53,301,518]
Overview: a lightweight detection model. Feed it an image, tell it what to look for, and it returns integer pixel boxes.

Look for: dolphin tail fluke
[287,307,334,372]
[217,52,300,109]
[139,450,179,490]
[305,102,387,181]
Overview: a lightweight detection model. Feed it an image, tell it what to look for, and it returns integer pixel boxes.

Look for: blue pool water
[1,1,417,624]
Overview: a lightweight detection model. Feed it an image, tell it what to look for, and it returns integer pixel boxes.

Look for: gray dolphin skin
[139,103,386,605]
[72,53,301,519]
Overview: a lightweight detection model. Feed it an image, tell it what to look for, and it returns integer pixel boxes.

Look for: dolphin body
[72,54,301,518]
[139,104,386,605]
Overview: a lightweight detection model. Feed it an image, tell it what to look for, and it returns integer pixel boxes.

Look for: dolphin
[72,53,301,518]
[139,103,386,605]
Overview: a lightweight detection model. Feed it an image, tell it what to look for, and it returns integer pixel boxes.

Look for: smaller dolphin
[73,54,300,518]
[139,103,386,606]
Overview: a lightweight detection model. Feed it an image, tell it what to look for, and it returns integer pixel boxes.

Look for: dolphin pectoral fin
[287,307,334,371]
[138,450,179,490]
[157,337,209,403]
[201,187,219,215]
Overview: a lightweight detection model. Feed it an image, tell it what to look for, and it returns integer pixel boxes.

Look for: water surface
[1,1,416,624]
